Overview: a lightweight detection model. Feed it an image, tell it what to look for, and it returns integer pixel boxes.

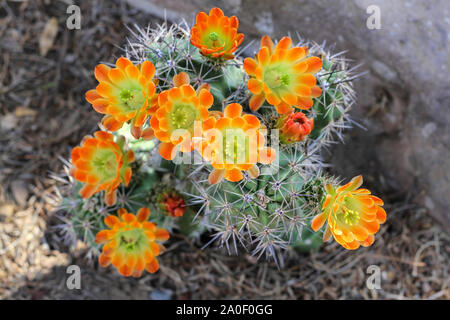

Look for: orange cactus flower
[95,207,170,277]
[70,131,134,206]
[197,103,276,184]
[276,111,314,144]
[244,35,322,114]
[311,175,387,250]
[150,72,215,160]
[85,57,157,139]
[190,7,244,60]
[158,190,186,217]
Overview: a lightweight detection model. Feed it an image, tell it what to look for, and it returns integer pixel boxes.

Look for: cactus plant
[53,7,386,277]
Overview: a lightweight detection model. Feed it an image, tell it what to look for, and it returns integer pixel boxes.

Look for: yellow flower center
[119,89,133,101]
[92,149,119,180]
[119,88,145,110]
[209,32,219,41]
[117,229,146,252]
[207,31,225,49]
[265,69,290,89]
[337,208,360,226]
[223,129,249,164]
[170,104,197,129]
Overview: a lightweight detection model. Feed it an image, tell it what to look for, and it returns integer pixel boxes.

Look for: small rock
[11,180,29,206]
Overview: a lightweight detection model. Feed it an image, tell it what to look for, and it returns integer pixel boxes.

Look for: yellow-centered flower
[244,35,322,114]
[311,175,387,250]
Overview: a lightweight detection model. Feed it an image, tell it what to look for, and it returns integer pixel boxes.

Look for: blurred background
[0,0,448,299]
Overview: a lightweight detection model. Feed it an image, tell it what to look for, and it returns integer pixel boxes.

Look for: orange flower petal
[293,60,308,73]
[85,89,102,104]
[371,196,384,206]
[199,88,214,107]
[243,58,259,76]
[286,47,306,62]
[119,264,133,277]
[94,131,113,141]
[376,207,387,224]
[105,190,117,206]
[137,207,150,222]
[208,168,225,184]
[257,46,270,66]
[280,91,298,105]
[99,253,111,267]
[96,82,114,97]
[224,168,244,182]
[260,35,274,54]
[323,226,332,241]
[266,93,281,106]
[145,258,159,273]
[305,56,323,73]
[125,64,139,79]
[294,85,312,97]
[209,7,224,17]
[296,74,317,87]
[105,215,120,228]
[216,117,232,130]
[296,97,314,110]
[141,60,155,79]
[310,85,322,98]
[224,103,242,118]
[79,184,97,199]
[95,230,110,244]
[249,94,265,111]
[360,219,380,235]
[352,225,369,241]
[311,213,326,231]
[173,72,190,87]
[275,102,293,114]
[168,87,182,101]
[108,68,126,84]
[141,127,155,140]
[116,57,133,70]
[159,142,176,160]
[276,36,292,51]
[155,228,170,241]
[94,64,111,83]
[196,11,208,24]
[243,114,260,128]
[181,84,196,98]
[360,235,375,247]
[247,78,262,94]
[247,164,260,179]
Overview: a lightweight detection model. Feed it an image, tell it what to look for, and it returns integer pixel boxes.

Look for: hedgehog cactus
[53,7,386,277]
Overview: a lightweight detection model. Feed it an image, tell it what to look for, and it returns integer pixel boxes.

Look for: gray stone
[126,0,450,229]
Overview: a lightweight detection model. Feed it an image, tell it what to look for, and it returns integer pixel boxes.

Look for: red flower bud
[158,190,186,217]
[276,112,314,144]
